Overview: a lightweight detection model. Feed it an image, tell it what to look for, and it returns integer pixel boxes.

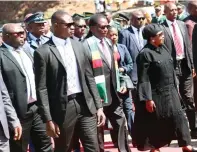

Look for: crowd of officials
[1,1,197,152]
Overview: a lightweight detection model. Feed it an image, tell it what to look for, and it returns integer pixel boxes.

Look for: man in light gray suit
[0,72,22,152]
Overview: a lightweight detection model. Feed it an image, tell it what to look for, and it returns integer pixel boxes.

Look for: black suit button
[25,89,27,93]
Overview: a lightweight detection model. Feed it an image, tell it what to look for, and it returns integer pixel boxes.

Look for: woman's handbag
[119,72,134,90]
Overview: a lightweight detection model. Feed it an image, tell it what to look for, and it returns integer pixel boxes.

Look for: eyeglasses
[56,22,75,28]
[7,31,25,37]
[97,25,110,30]
[137,17,145,21]
[76,25,87,28]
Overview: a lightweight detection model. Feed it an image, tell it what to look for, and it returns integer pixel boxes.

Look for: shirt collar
[92,35,104,43]
[166,19,177,26]
[29,32,40,41]
[131,25,144,32]
[3,42,14,51]
[44,31,53,38]
[52,35,70,46]
[3,42,23,53]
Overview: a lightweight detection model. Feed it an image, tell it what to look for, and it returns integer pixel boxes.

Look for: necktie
[172,23,183,56]
[100,39,111,67]
[36,38,41,46]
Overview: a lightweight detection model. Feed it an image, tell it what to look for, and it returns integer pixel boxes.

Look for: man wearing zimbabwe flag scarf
[83,14,131,152]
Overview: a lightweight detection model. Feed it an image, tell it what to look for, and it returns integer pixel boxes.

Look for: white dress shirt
[52,35,82,96]
[131,26,145,49]
[166,19,185,60]
[4,43,37,104]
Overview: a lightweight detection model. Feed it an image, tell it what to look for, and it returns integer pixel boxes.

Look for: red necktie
[172,23,183,56]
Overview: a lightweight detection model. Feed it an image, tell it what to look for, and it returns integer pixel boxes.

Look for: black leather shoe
[183,148,197,152]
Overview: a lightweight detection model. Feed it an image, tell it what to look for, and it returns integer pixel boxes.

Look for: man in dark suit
[162,2,197,137]
[0,23,53,152]
[73,15,87,42]
[83,13,131,152]
[0,72,22,152]
[34,11,105,152]
[119,10,146,103]
[184,1,197,41]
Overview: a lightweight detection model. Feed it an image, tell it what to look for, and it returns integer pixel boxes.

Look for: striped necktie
[172,22,183,56]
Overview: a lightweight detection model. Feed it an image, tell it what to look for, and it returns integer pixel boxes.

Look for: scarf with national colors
[87,37,120,103]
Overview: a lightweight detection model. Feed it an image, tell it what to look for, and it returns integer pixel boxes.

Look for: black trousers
[176,59,197,131]
[54,95,99,152]
[98,94,131,152]
[10,105,53,152]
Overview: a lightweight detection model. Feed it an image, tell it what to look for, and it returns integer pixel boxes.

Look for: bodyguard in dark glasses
[119,10,147,103]
[0,23,53,152]
[73,15,87,42]
[34,10,105,152]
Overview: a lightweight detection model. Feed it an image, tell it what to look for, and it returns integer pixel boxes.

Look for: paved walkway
[101,131,197,152]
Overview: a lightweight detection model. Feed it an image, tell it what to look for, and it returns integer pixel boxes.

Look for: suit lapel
[163,20,173,40]
[1,46,25,76]
[23,48,33,63]
[177,21,186,47]
[48,40,66,71]
[128,27,140,51]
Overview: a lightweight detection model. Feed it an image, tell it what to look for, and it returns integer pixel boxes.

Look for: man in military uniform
[177,3,188,21]
[104,11,122,31]
[24,12,49,56]
[151,5,166,24]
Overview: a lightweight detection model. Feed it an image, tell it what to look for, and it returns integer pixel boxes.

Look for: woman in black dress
[134,24,197,152]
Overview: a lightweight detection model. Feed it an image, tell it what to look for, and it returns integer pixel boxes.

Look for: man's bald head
[164,2,177,21]
[2,23,25,48]
[2,23,23,36]
[164,2,176,12]
[188,1,197,16]
[131,10,144,19]
[51,10,70,24]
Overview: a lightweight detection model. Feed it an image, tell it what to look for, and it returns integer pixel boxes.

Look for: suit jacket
[0,44,37,119]
[34,38,102,126]
[118,26,146,85]
[192,24,197,72]
[83,37,123,107]
[162,20,194,71]
[0,72,20,139]
[117,43,133,76]
[184,15,197,41]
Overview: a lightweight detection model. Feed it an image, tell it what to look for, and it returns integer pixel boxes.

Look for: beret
[142,24,162,40]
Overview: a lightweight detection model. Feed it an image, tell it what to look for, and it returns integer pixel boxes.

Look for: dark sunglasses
[7,31,25,37]
[97,25,110,30]
[137,17,145,21]
[56,22,75,28]
[76,25,87,28]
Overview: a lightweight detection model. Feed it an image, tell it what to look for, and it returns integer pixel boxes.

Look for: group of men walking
[1,1,197,152]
